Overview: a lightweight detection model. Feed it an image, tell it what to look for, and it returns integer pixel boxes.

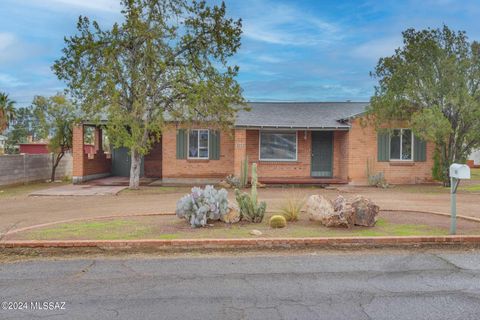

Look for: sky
[1,0,480,107]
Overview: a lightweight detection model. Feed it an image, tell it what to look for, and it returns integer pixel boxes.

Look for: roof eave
[234,125,350,131]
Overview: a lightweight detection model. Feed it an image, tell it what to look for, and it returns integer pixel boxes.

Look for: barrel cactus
[235,163,266,223]
[176,185,229,227]
[269,215,287,228]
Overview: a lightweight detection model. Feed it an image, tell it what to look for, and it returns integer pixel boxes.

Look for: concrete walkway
[29,184,126,196]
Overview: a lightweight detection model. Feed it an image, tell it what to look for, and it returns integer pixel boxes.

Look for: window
[390,129,413,160]
[188,129,209,159]
[259,131,297,161]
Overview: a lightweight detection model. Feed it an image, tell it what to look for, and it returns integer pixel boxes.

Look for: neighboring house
[72,102,433,185]
[19,143,49,154]
[468,149,480,168]
[19,142,94,155]
[0,135,6,154]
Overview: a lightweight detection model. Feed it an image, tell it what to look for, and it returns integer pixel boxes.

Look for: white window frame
[187,129,209,159]
[259,130,298,162]
[389,128,414,161]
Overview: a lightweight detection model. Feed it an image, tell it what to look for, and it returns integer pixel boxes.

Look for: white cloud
[27,0,121,12]
[240,1,342,46]
[0,32,29,64]
[255,54,284,64]
[352,37,402,61]
[0,73,26,87]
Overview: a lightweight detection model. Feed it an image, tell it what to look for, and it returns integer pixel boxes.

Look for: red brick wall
[245,130,311,178]
[83,152,111,176]
[162,125,235,179]
[72,124,111,179]
[347,118,434,185]
[144,140,162,178]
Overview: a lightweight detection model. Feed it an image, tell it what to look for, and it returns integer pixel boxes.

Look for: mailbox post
[449,164,471,235]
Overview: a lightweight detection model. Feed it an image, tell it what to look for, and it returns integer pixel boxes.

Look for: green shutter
[377,132,390,162]
[414,136,427,162]
[176,129,187,159]
[209,130,220,160]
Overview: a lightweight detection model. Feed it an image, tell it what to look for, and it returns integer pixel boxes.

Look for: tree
[5,106,42,153]
[369,25,480,186]
[0,92,16,133]
[33,95,77,182]
[53,0,244,189]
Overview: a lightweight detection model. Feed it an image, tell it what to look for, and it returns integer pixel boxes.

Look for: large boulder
[221,203,241,224]
[332,195,355,228]
[350,195,379,227]
[305,195,335,222]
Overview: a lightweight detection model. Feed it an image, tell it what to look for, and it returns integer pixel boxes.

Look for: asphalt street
[1,250,480,319]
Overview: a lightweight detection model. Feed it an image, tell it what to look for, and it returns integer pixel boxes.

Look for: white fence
[0,153,72,186]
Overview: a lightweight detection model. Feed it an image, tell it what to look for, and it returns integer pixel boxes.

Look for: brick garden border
[2,236,480,250]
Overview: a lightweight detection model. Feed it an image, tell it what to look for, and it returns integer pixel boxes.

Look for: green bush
[269,215,287,228]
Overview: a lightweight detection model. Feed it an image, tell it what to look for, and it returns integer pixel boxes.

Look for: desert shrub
[278,195,305,222]
[235,163,266,223]
[366,158,389,188]
[225,174,241,188]
[175,185,229,228]
[269,215,287,228]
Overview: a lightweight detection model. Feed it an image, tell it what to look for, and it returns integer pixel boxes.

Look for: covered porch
[233,128,350,185]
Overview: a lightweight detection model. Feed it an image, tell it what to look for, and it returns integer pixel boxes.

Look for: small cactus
[269,215,287,228]
[239,155,249,188]
[235,163,266,223]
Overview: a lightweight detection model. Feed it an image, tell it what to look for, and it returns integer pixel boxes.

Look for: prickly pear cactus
[176,185,229,227]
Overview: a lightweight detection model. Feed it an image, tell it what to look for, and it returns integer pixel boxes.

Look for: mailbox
[449,163,471,179]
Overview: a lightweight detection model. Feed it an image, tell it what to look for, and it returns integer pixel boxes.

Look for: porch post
[72,124,85,184]
[94,127,103,153]
[233,129,247,177]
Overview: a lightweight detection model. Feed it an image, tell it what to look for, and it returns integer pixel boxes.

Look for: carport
[72,123,163,183]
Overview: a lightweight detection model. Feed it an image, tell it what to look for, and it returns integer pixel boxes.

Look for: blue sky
[1,0,480,106]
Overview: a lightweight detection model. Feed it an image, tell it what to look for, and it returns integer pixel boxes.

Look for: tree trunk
[129,149,141,189]
[51,152,64,182]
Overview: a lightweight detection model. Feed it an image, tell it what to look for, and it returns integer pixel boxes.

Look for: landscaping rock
[332,195,355,227]
[305,195,335,222]
[249,229,263,236]
[256,182,267,188]
[351,195,379,227]
[322,213,351,228]
[217,180,231,189]
[221,204,241,224]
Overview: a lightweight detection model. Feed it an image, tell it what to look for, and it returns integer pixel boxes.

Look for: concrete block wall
[0,153,72,186]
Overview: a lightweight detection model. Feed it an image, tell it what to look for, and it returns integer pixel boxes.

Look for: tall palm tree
[0,92,16,132]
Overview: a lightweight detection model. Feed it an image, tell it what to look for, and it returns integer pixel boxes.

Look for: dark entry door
[112,147,144,177]
[311,131,333,178]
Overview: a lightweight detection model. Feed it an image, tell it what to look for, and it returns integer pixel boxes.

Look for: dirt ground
[6,210,480,241]
[0,182,479,236]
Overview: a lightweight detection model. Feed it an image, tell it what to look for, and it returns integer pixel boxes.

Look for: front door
[311,131,333,178]
[112,147,144,177]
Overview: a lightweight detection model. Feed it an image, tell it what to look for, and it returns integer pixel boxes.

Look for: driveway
[1,250,480,319]
[0,183,479,235]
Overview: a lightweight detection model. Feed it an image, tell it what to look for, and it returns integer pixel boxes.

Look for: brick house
[72,102,434,185]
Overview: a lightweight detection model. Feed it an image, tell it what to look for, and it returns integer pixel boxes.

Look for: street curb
[2,236,480,250]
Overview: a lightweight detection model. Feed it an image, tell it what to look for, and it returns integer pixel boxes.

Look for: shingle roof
[235,102,369,129]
